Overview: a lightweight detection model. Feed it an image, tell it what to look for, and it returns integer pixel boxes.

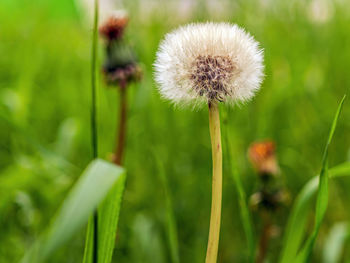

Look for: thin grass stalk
[295,95,346,262]
[113,80,127,165]
[206,102,223,263]
[222,110,255,262]
[90,0,99,262]
[152,149,180,263]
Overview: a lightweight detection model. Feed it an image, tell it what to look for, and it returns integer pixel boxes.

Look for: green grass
[1,0,350,262]
[294,95,346,262]
[21,159,126,263]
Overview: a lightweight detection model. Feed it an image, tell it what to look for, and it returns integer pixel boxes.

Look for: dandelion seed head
[154,22,264,107]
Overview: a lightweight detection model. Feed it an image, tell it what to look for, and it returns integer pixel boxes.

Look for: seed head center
[190,55,235,102]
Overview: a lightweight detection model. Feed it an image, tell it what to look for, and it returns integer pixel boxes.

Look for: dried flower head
[154,22,264,107]
[100,12,142,87]
[250,189,290,211]
[99,11,129,41]
[248,141,279,176]
[104,63,142,85]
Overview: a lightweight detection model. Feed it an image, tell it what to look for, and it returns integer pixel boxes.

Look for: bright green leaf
[21,159,125,263]
[295,95,346,262]
[323,222,349,263]
[83,172,126,263]
[280,96,346,263]
[279,162,350,263]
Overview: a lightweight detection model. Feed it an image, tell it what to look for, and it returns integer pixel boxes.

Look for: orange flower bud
[99,16,128,41]
[248,141,279,176]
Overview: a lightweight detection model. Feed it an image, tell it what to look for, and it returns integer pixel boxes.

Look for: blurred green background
[1,0,350,262]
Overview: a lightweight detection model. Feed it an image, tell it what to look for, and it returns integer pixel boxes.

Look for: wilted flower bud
[104,63,142,86]
[99,11,129,41]
[248,141,279,177]
[250,189,290,211]
[99,10,142,87]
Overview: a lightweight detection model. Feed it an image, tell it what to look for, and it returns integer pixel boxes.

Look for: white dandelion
[154,22,265,263]
[154,22,264,107]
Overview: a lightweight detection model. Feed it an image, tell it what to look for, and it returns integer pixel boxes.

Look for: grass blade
[323,222,349,263]
[98,173,126,262]
[83,172,126,263]
[328,162,350,177]
[279,161,350,263]
[89,0,99,261]
[279,95,346,263]
[21,159,125,263]
[295,95,346,262]
[222,108,255,262]
[83,218,95,263]
[279,177,318,263]
[90,0,99,159]
[153,149,180,263]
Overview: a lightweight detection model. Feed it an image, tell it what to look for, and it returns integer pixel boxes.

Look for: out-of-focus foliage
[82,162,126,263]
[1,0,350,262]
[22,159,126,263]
[280,162,350,263]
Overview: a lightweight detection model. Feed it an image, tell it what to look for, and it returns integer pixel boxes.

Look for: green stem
[205,102,223,263]
[91,0,99,262]
[222,109,255,262]
[256,214,271,263]
[93,213,98,263]
[91,1,98,159]
[112,80,127,165]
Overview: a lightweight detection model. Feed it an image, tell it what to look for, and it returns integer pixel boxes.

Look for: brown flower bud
[104,63,142,86]
[248,141,279,176]
[99,15,128,41]
[250,189,290,211]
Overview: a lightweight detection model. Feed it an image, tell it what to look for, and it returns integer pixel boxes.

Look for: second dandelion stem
[256,213,272,263]
[113,80,127,165]
[206,102,223,263]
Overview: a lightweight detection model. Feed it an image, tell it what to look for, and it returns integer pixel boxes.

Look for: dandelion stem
[206,102,222,263]
[256,213,272,263]
[91,0,99,262]
[113,80,127,165]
